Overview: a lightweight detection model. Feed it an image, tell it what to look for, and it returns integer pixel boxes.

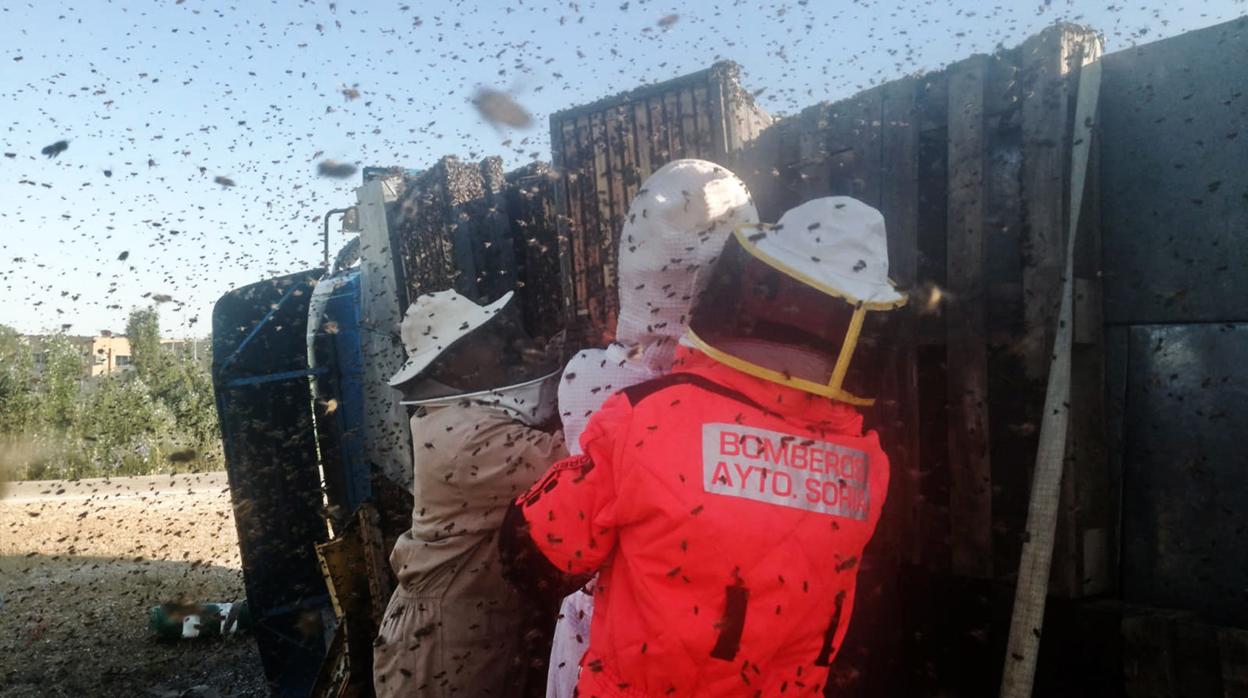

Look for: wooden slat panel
[574,114,600,335]
[505,163,564,338]
[693,84,712,159]
[549,64,769,349]
[706,69,732,158]
[550,119,578,332]
[842,86,885,207]
[1058,31,1111,600]
[1068,129,1112,600]
[602,106,629,333]
[589,111,612,336]
[796,103,830,203]
[879,76,922,565]
[1019,26,1104,599]
[632,100,652,180]
[913,70,952,567]
[616,104,641,212]
[979,47,1034,580]
[663,91,682,161]
[944,55,994,579]
[825,80,913,698]
[679,87,698,158]
[1019,28,1072,381]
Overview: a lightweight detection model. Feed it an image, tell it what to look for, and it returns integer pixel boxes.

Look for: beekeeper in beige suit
[373,289,566,697]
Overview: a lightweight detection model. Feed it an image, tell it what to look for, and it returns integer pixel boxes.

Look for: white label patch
[701,423,870,521]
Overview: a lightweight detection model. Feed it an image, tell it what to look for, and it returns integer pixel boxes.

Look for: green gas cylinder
[149,600,253,639]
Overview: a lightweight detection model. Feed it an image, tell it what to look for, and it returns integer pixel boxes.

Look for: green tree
[0,325,36,434]
[5,311,221,480]
[126,306,164,382]
[38,333,85,431]
[126,307,222,470]
[77,374,177,477]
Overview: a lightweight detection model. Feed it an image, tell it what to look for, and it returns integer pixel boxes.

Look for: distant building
[22,334,202,378]
[24,334,132,377]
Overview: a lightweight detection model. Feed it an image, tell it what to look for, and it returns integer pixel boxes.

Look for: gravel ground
[0,473,268,697]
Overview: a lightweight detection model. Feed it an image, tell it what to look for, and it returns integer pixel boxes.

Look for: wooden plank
[356,504,393,627]
[881,78,920,280]
[980,46,1034,580]
[603,106,629,332]
[549,118,578,333]
[1065,95,1111,601]
[680,87,698,159]
[632,99,652,181]
[693,83,713,160]
[772,115,804,214]
[846,86,885,206]
[944,54,994,579]
[504,164,561,337]
[648,95,668,166]
[590,110,614,336]
[1018,27,1110,599]
[560,119,590,329]
[663,91,682,162]
[914,69,953,572]
[706,67,732,157]
[1019,26,1073,381]
[796,103,830,203]
[879,76,922,565]
[574,114,599,337]
[617,103,640,212]
[733,118,784,222]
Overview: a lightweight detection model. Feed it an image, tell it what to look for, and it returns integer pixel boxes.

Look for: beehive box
[503,162,564,340]
[390,155,516,309]
[549,61,771,345]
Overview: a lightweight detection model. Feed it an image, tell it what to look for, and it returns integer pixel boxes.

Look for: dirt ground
[0,473,268,697]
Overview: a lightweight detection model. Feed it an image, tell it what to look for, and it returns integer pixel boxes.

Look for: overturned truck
[212,18,1248,698]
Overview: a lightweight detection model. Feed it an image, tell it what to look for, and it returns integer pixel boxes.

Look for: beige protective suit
[373,403,567,697]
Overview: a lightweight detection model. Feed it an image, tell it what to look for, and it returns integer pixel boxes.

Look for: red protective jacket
[515,347,890,697]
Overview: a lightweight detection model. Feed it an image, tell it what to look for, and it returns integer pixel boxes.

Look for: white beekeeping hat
[388,289,514,387]
[748,197,906,308]
[686,196,906,406]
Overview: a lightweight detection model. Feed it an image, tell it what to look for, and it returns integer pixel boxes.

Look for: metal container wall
[1100,16,1248,630]
[308,269,370,518]
[211,270,331,697]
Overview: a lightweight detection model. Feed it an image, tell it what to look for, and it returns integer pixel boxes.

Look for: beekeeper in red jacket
[501,196,905,696]
[547,158,758,697]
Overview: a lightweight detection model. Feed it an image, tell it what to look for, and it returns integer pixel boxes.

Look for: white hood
[558,160,757,454]
[613,159,759,369]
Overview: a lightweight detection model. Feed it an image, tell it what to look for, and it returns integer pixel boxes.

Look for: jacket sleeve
[463,415,569,506]
[510,391,633,577]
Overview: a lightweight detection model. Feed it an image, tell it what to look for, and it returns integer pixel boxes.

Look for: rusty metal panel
[549,62,770,346]
[1121,323,1248,627]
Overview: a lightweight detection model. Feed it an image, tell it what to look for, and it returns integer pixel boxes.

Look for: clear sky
[1,0,1243,338]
